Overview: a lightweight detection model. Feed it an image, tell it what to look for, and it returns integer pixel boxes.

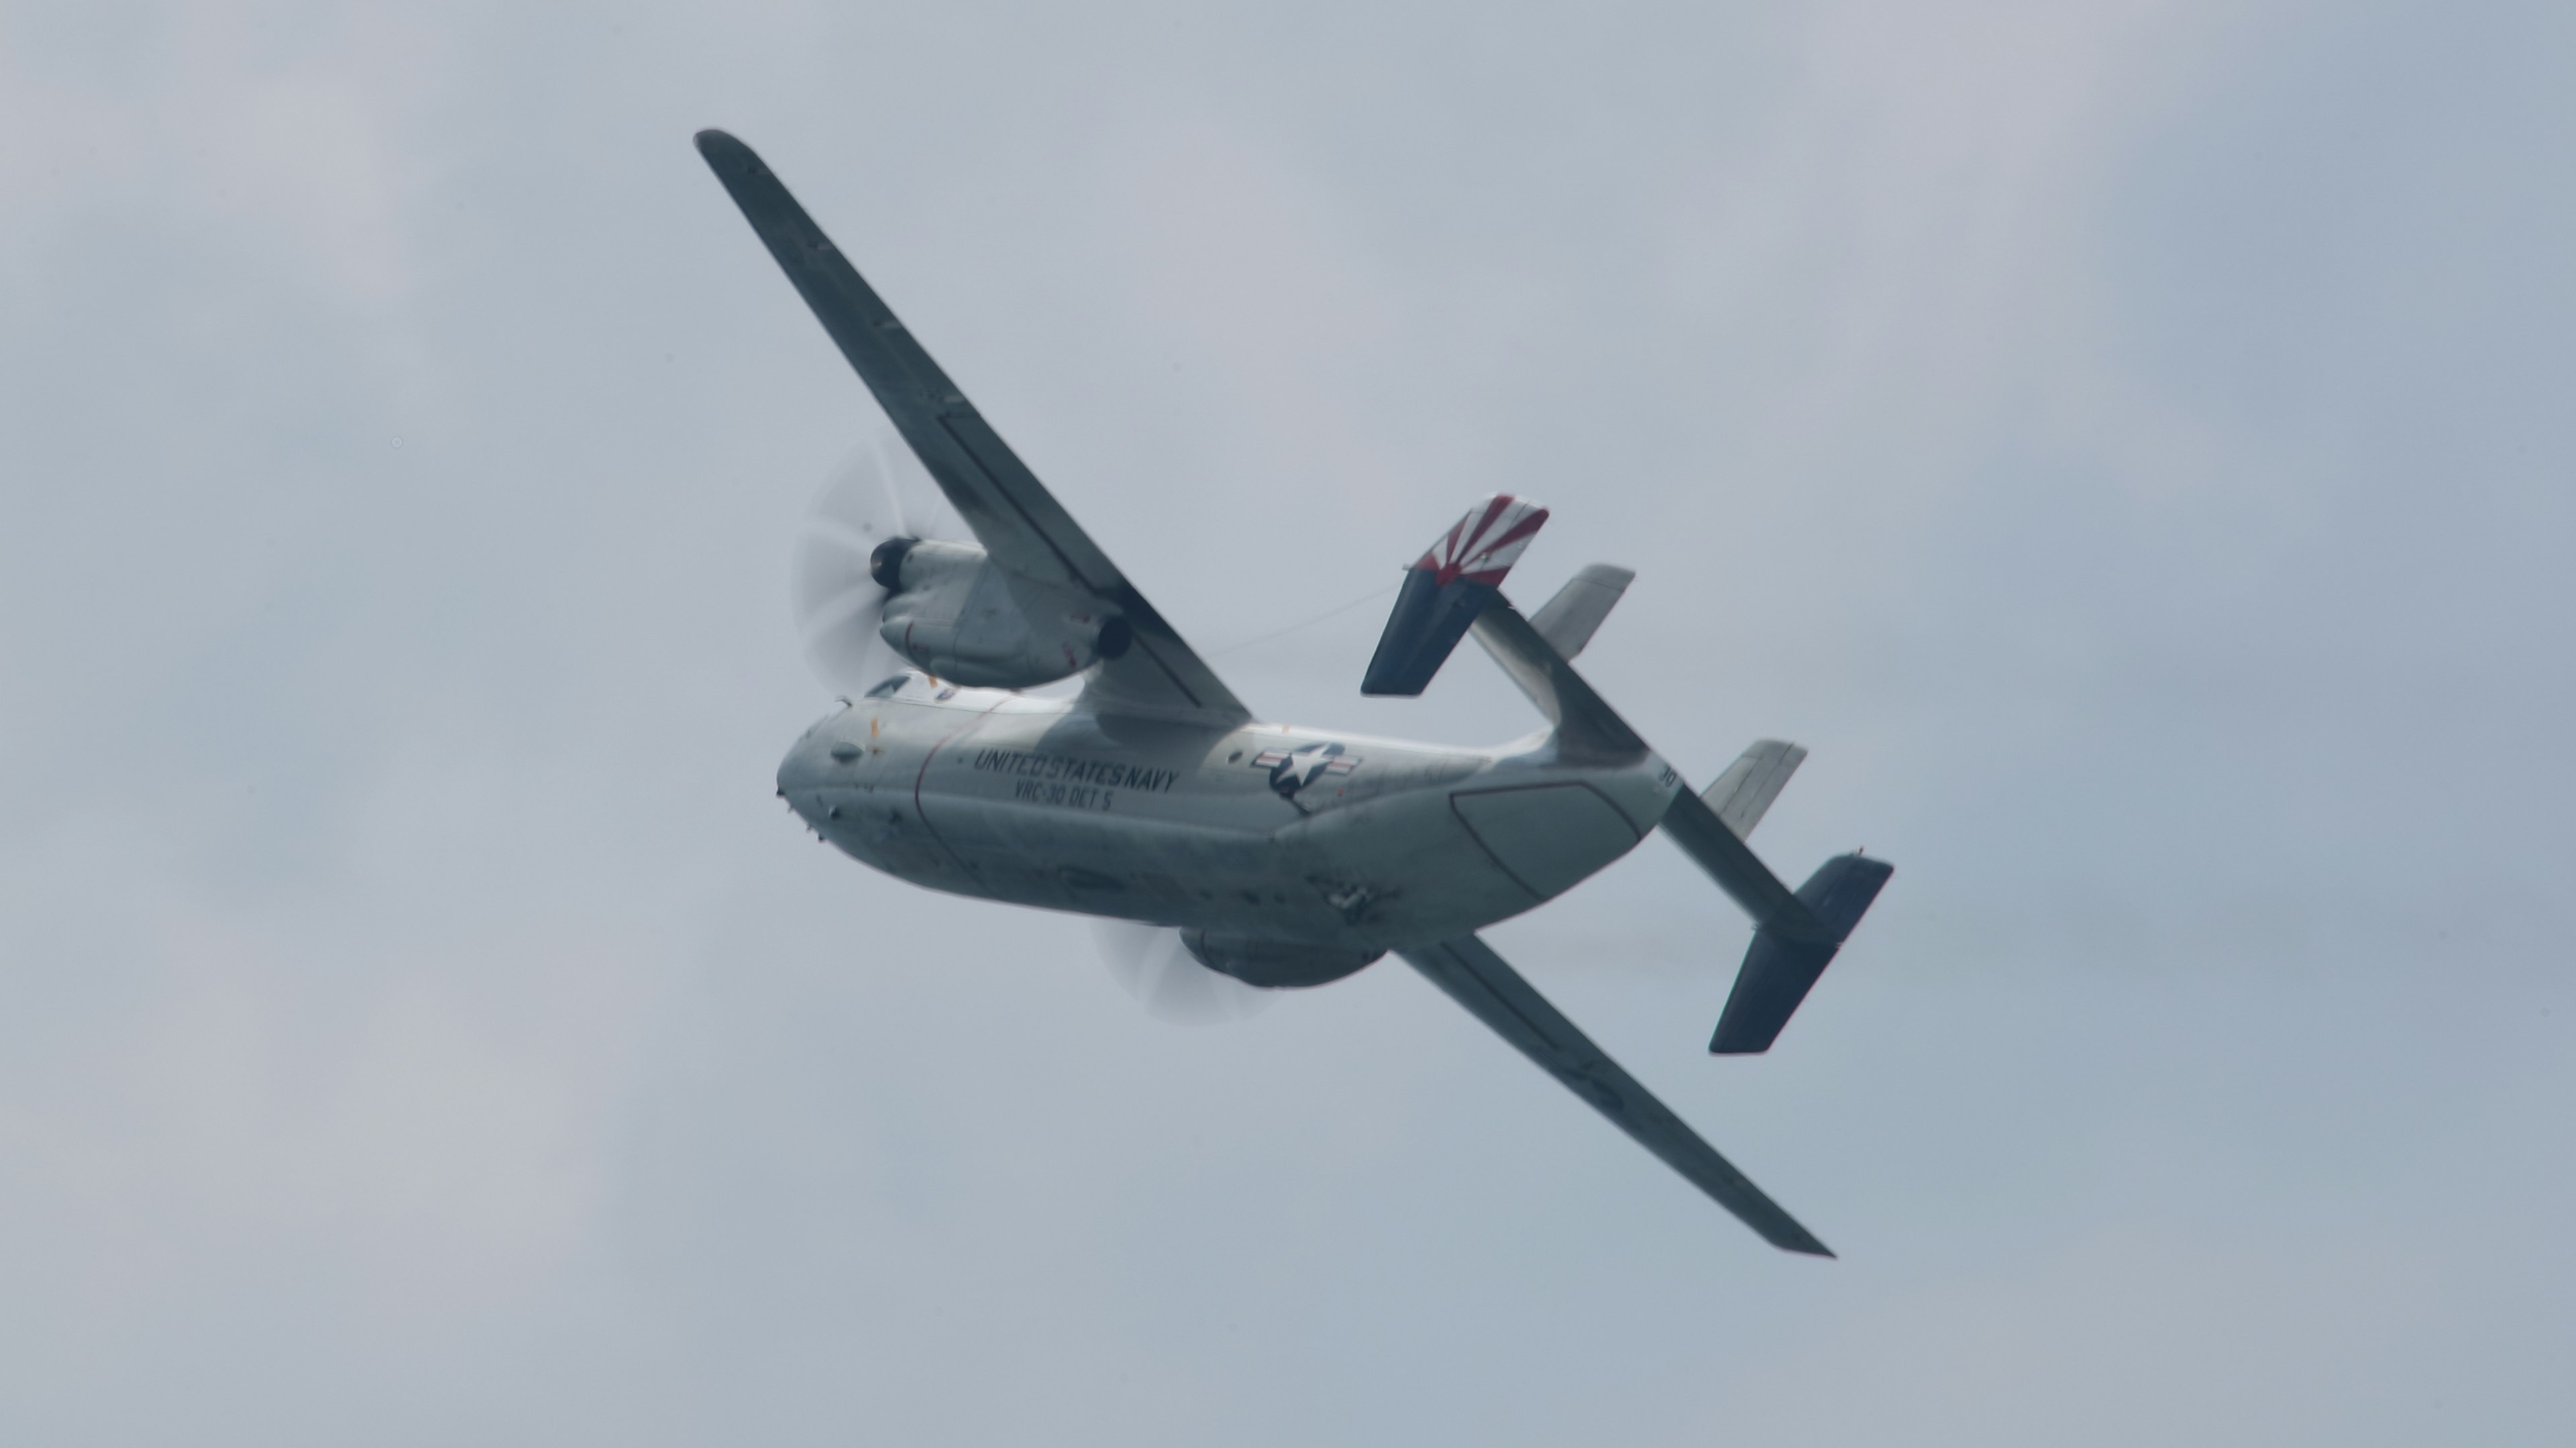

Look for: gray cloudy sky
[4,1,2573,1442]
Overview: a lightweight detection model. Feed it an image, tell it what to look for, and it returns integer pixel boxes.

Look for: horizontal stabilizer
[1529,565,1635,660]
[1466,601,1648,759]
[1704,739,1807,838]
[1362,495,1548,695]
[1711,853,1894,1054]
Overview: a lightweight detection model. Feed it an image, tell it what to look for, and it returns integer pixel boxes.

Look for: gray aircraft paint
[781,678,1677,950]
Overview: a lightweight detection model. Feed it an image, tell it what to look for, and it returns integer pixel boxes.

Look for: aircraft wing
[696,129,1250,724]
[1399,934,1832,1256]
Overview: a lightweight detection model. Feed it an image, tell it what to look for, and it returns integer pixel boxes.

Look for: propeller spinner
[788,429,965,695]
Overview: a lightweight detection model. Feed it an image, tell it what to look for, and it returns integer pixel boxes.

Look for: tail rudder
[1709,853,1893,1054]
[1656,747,1893,1054]
[1704,739,1807,838]
[1527,564,1634,660]
[1360,498,1649,763]
[1361,494,1549,695]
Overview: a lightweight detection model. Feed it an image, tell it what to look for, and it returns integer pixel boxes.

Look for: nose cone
[777,710,850,826]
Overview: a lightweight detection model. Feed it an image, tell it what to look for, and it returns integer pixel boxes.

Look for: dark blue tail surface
[1710,854,1894,1054]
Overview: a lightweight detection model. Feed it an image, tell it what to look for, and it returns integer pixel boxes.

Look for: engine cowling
[869,538,1130,688]
[1181,930,1383,989]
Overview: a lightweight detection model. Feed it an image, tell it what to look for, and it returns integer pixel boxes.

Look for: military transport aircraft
[699,129,1892,1256]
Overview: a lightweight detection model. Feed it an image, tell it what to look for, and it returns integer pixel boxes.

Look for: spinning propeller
[1091,920,1270,1025]
[788,429,964,697]
[793,432,1258,1023]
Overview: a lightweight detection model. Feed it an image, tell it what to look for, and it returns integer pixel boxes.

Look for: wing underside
[696,129,1248,724]
[1400,934,1831,1256]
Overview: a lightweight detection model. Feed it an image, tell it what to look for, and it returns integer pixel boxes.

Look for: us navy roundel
[1252,742,1360,798]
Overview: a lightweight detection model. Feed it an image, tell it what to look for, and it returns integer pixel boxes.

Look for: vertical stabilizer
[1361,495,1549,695]
[1529,564,1635,659]
[1710,854,1894,1054]
[1704,740,1808,838]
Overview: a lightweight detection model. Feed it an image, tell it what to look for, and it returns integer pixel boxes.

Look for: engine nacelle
[1181,930,1383,989]
[870,538,1130,688]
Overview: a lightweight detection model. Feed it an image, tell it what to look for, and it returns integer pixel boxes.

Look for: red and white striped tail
[1362,494,1553,695]
[1416,494,1550,587]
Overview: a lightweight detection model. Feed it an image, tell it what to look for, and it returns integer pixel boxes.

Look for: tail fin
[1361,495,1548,695]
[1704,740,1807,838]
[1528,565,1635,659]
[1658,758,1894,1054]
[1710,854,1893,1054]
[1362,500,1890,1050]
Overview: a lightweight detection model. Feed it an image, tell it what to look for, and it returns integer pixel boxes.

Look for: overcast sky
[3,1,2572,1442]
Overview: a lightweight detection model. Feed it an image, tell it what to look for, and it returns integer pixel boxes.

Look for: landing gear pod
[1361,494,1550,695]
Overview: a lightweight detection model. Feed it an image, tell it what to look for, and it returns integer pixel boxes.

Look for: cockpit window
[863,675,908,699]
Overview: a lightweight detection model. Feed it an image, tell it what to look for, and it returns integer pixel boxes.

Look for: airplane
[698,129,1892,1256]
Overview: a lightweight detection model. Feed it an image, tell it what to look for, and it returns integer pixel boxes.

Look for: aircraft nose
[776,712,852,823]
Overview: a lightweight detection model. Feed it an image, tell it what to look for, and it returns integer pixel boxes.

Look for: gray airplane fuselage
[779,673,1684,965]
